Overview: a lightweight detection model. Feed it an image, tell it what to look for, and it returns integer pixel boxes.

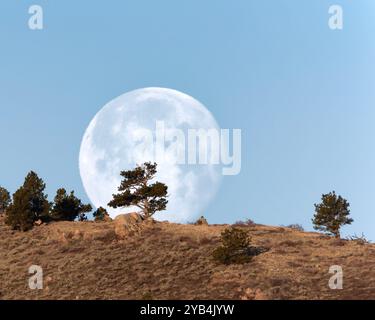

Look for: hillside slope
[0,215,374,300]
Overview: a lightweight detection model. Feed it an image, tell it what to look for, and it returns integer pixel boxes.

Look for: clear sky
[1,1,374,238]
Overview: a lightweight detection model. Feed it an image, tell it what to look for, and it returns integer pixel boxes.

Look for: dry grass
[0,215,375,300]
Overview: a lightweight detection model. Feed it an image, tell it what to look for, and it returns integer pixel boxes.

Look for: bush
[93,207,111,222]
[233,218,256,227]
[286,224,304,231]
[312,191,353,238]
[77,213,88,222]
[141,292,154,300]
[347,233,371,245]
[194,216,208,225]
[0,186,11,214]
[212,227,252,265]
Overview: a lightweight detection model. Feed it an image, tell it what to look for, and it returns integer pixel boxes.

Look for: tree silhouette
[108,162,168,219]
[312,191,353,238]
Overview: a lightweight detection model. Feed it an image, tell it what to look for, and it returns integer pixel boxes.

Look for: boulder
[114,212,145,238]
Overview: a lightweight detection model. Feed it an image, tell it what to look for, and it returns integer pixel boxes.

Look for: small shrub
[93,207,111,222]
[347,233,371,245]
[234,218,256,227]
[212,227,252,265]
[141,291,154,300]
[77,213,88,221]
[195,216,208,225]
[286,224,304,231]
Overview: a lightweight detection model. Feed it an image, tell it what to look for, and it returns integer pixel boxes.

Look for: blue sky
[0,1,374,238]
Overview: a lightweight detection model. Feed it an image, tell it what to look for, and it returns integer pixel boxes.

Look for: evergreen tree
[5,187,35,231]
[108,162,168,219]
[312,191,353,238]
[51,188,92,221]
[93,207,111,222]
[5,171,50,230]
[0,186,11,214]
[22,171,51,221]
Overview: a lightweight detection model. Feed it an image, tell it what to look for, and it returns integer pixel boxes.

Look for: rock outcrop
[114,212,146,238]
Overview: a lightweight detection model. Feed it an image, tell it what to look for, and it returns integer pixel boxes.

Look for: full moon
[79,87,222,222]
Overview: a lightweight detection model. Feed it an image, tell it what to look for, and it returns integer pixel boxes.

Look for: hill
[0,214,374,300]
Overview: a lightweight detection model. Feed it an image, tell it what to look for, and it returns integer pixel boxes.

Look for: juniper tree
[5,171,50,230]
[312,191,353,238]
[51,188,92,221]
[212,227,252,265]
[0,186,11,214]
[108,162,168,219]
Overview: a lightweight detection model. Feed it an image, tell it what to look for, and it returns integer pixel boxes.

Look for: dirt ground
[1,215,374,300]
